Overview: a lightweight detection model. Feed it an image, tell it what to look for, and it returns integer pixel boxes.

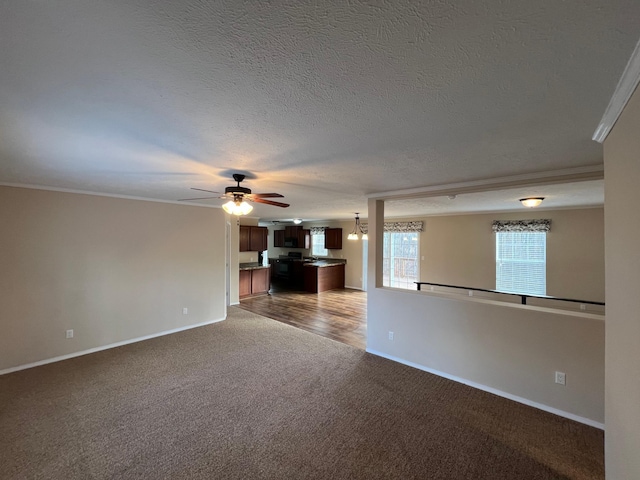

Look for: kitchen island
[303,260,346,293]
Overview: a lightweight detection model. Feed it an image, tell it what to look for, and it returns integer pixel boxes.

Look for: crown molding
[0,182,221,208]
[593,38,640,143]
[367,165,604,201]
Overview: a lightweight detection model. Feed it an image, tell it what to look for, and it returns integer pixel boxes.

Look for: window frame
[382,231,420,289]
[495,230,547,296]
[311,232,328,257]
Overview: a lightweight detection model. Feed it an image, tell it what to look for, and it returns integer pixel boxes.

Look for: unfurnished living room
[1,2,640,479]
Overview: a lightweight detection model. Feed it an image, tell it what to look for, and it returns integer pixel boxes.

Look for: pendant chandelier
[348,213,367,240]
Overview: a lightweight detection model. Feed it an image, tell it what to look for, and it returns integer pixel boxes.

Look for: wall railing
[415,281,605,307]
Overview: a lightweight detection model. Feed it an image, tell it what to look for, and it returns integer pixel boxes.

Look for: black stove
[279,252,303,260]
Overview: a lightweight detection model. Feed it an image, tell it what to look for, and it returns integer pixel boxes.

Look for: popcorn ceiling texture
[0,1,638,219]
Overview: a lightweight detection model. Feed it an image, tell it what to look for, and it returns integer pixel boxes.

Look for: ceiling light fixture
[348,213,367,240]
[222,195,253,215]
[293,218,302,224]
[520,197,544,208]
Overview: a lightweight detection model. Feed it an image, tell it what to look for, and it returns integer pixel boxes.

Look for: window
[496,231,546,295]
[383,232,419,289]
[311,232,328,257]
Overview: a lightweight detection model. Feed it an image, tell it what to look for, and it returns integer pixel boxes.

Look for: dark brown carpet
[0,307,603,479]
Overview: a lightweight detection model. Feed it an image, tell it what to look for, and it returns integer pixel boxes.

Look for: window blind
[496,231,546,295]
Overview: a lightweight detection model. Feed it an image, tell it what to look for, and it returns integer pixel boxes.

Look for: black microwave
[284,238,298,247]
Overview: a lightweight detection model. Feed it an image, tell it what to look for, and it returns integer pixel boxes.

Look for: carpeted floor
[0,307,603,479]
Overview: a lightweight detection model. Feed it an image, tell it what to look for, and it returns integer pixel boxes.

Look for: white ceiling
[0,1,637,220]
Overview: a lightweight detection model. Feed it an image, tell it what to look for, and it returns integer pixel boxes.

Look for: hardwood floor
[237,285,367,349]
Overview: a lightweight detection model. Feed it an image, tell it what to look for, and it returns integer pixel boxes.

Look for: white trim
[230,301,241,306]
[0,182,222,208]
[593,38,640,143]
[365,348,604,430]
[0,317,226,376]
[367,165,604,201]
[345,285,364,291]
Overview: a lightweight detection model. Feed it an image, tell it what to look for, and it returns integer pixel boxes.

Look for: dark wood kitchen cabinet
[250,267,270,295]
[239,267,271,298]
[297,229,310,249]
[273,226,309,249]
[239,269,252,297]
[239,226,268,252]
[324,228,343,249]
[274,230,285,248]
[249,226,268,252]
[239,225,251,252]
[304,263,345,293]
[285,226,302,238]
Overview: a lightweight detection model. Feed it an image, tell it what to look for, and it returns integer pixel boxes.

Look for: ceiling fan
[179,173,289,215]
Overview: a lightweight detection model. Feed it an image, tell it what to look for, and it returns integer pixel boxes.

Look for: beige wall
[366,200,605,425]
[0,186,227,371]
[418,208,604,302]
[603,87,640,478]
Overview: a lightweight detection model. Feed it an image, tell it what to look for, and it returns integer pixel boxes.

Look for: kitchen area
[239,223,347,297]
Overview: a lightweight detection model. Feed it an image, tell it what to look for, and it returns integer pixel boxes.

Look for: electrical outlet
[555,371,566,385]
[183,307,188,315]
[580,304,586,311]
[388,331,394,341]
[66,329,74,339]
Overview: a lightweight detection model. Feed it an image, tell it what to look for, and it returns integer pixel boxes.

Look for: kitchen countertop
[302,259,347,268]
[239,263,270,271]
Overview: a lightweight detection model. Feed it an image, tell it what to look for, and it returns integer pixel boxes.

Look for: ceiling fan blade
[250,193,284,198]
[190,187,221,194]
[251,198,290,208]
[177,196,222,201]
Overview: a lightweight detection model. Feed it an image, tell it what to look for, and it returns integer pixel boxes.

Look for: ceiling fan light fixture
[520,197,544,208]
[222,198,253,215]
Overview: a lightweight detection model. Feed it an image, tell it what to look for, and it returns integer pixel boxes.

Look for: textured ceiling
[0,1,638,220]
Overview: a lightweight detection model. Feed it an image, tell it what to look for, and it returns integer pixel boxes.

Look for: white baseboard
[365,348,604,430]
[0,317,226,376]
[345,285,364,291]
[230,301,240,306]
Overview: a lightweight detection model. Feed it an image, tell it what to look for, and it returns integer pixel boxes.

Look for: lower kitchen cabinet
[304,263,345,293]
[240,267,271,298]
[251,267,270,295]
[239,270,252,297]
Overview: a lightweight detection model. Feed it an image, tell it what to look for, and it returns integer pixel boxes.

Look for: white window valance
[360,221,424,234]
[492,219,551,233]
[310,226,327,235]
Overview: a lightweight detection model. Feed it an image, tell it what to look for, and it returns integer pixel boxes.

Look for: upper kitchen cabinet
[297,229,310,249]
[239,226,268,252]
[239,225,251,252]
[324,228,342,249]
[273,225,309,249]
[250,226,268,251]
[284,225,301,238]
[274,230,285,248]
